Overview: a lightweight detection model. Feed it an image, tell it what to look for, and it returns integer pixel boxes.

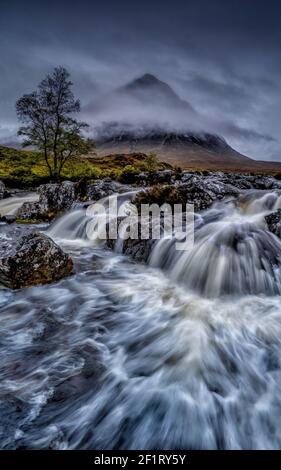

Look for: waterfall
[2,189,281,449]
[0,192,38,216]
[149,191,281,296]
[46,191,136,246]
[47,189,281,297]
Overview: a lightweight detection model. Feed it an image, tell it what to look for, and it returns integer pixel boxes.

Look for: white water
[150,191,281,296]
[0,192,38,216]
[46,191,136,247]
[1,190,281,449]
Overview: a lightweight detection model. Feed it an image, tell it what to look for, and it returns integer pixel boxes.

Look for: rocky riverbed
[1,171,281,449]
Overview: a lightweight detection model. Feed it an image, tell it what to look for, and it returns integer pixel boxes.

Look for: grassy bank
[0,146,171,188]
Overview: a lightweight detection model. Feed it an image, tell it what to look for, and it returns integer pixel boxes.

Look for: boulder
[0,214,16,224]
[179,171,281,192]
[133,183,206,213]
[39,181,76,212]
[134,175,240,213]
[106,217,156,263]
[16,202,45,221]
[16,181,76,221]
[0,231,73,289]
[146,169,176,185]
[0,181,5,199]
[0,181,11,199]
[223,174,253,190]
[133,169,182,186]
[176,182,215,211]
[265,209,281,239]
[16,179,133,221]
[252,176,279,190]
[183,174,240,203]
[117,237,154,263]
[84,179,132,201]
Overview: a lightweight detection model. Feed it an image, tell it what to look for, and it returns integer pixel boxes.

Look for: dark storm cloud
[0,0,281,160]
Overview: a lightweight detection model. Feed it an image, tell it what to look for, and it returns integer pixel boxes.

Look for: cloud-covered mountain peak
[84,72,197,134]
[123,73,176,95]
[119,73,194,111]
[125,73,163,87]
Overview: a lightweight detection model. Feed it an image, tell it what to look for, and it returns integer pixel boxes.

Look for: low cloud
[0,0,280,160]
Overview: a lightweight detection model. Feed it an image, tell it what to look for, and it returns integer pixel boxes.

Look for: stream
[1,190,281,449]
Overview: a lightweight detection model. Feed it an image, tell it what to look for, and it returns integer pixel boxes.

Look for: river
[1,190,281,449]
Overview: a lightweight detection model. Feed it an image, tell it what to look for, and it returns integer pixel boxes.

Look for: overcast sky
[0,0,281,160]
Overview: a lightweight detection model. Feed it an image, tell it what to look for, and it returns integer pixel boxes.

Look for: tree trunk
[51,170,60,183]
[44,149,54,181]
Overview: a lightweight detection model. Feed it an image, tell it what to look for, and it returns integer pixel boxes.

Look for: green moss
[16,218,43,224]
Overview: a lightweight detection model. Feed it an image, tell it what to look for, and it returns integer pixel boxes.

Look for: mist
[0,0,281,160]
[81,74,277,159]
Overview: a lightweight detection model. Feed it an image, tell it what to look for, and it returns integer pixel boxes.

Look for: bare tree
[16,67,92,181]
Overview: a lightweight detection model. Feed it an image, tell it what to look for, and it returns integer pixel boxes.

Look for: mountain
[117,73,195,112]
[86,74,281,172]
[85,73,196,122]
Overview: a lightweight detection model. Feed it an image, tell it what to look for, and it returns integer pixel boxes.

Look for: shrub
[119,165,141,184]
[134,184,182,210]
[0,146,172,188]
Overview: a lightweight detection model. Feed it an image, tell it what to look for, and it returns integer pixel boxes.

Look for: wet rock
[147,169,175,185]
[14,172,281,224]
[85,179,132,201]
[15,181,76,221]
[106,216,159,263]
[16,179,133,221]
[265,209,281,238]
[134,169,181,186]
[182,174,240,204]
[134,176,239,213]
[0,231,73,289]
[107,233,154,263]
[179,171,281,192]
[0,181,5,199]
[105,173,245,262]
[39,181,76,212]
[224,175,253,190]
[252,176,279,190]
[16,202,45,221]
[121,237,155,263]
[176,179,213,212]
[180,172,195,183]
[0,183,17,200]
[0,182,11,199]
[0,214,16,224]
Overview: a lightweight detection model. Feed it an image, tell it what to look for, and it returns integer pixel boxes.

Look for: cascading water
[0,192,38,217]
[1,189,281,449]
[150,191,281,296]
[46,191,136,247]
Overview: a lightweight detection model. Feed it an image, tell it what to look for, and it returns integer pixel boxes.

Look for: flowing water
[1,190,281,449]
[0,192,38,216]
